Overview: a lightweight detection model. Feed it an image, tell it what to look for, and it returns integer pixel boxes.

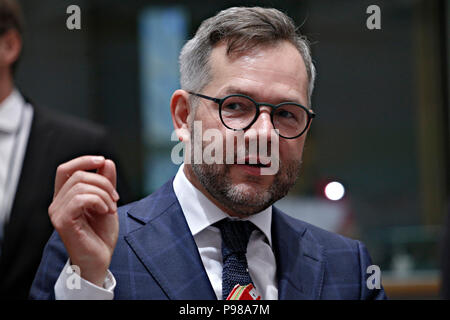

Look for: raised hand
[49,156,119,287]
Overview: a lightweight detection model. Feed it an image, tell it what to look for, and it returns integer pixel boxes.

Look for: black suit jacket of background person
[0,100,133,299]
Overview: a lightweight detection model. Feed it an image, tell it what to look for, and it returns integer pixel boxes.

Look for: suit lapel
[124,181,216,300]
[272,207,325,300]
[12,104,55,208]
[116,180,328,300]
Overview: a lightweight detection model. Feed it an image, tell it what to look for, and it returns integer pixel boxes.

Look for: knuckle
[56,163,67,176]
[74,193,98,208]
[48,204,64,230]
[72,170,84,181]
[72,182,85,194]
[48,202,56,218]
[72,193,86,206]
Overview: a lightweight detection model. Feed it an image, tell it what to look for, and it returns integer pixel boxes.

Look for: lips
[232,156,271,176]
[238,156,271,168]
[243,162,269,168]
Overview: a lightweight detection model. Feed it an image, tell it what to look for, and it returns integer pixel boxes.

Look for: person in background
[0,0,132,299]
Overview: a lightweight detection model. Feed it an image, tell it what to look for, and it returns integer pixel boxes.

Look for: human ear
[0,29,22,69]
[170,89,192,142]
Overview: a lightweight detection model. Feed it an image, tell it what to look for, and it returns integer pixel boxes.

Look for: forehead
[207,40,309,105]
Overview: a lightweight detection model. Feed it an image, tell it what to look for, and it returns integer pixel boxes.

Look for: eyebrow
[220,86,304,105]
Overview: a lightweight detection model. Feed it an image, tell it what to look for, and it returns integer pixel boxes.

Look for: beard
[191,140,302,217]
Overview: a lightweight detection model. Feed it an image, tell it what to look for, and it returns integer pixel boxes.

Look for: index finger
[54,155,106,198]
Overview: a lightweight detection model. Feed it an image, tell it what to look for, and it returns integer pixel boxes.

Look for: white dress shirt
[0,89,33,245]
[55,164,278,299]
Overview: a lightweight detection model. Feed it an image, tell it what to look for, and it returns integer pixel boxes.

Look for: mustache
[223,140,280,165]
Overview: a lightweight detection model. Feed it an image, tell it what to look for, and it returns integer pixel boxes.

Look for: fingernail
[111,202,117,212]
[92,156,105,164]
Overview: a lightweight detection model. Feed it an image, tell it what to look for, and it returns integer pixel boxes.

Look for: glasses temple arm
[188,92,221,104]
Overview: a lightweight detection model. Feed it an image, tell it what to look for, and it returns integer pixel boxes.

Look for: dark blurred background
[14,0,449,299]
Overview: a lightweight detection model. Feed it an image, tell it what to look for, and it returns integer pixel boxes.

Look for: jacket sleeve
[28,231,68,300]
[357,240,388,300]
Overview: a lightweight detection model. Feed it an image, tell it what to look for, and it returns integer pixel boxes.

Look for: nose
[246,106,273,142]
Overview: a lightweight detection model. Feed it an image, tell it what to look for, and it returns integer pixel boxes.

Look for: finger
[69,194,110,221]
[51,194,109,231]
[68,182,117,213]
[76,194,109,216]
[56,170,118,204]
[51,182,115,222]
[97,159,118,194]
[54,155,106,198]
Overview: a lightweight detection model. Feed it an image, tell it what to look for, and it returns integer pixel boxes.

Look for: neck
[183,163,246,218]
[0,70,14,104]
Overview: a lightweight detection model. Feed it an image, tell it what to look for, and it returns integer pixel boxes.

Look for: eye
[223,102,242,111]
[277,109,295,119]
[222,99,254,114]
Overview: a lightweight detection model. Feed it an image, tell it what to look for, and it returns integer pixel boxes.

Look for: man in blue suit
[30,7,386,300]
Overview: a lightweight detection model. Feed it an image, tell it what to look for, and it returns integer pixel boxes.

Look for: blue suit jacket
[29,179,386,300]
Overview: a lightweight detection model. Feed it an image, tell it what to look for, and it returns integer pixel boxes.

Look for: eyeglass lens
[220,95,308,138]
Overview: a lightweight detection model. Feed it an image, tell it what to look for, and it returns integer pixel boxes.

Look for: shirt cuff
[54,259,116,300]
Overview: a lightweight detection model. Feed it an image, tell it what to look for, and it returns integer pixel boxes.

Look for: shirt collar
[173,163,273,247]
[0,89,25,133]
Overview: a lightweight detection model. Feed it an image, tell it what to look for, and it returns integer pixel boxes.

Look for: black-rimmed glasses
[189,92,316,139]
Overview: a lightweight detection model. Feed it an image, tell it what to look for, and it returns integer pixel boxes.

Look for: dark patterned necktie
[215,218,256,299]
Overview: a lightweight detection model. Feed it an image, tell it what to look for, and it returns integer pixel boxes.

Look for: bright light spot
[324,181,345,201]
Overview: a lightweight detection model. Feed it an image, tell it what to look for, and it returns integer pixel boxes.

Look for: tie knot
[215,219,255,254]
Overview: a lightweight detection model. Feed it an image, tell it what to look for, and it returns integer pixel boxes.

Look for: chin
[230,181,260,194]
[225,182,272,207]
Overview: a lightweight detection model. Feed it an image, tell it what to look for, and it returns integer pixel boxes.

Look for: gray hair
[179,6,316,107]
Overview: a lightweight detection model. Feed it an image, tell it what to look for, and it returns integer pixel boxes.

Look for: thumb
[97,159,117,189]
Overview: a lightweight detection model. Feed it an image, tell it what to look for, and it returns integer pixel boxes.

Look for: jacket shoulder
[33,104,107,138]
[274,207,360,250]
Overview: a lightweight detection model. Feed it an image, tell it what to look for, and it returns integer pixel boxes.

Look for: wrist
[69,258,109,288]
